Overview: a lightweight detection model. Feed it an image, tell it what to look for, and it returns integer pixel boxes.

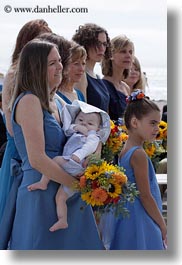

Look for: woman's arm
[131,149,167,240]
[16,94,76,188]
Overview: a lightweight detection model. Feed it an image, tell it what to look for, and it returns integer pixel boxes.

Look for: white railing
[156,174,167,185]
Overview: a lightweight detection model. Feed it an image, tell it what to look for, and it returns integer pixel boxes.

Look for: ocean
[0,65,167,101]
[144,67,167,101]
[94,64,167,102]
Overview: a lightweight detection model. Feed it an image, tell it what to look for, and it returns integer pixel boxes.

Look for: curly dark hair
[72,23,111,59]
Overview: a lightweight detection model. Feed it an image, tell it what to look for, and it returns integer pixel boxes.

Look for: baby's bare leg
[49,186,68,232]
[27,175,49,191]
[27,156,66,191]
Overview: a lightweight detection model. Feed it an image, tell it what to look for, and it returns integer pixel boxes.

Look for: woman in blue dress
[101,35,134,121]
[0,39,104,250]
[72,23,111,112]
[109,90,167,250]
[0,19,52,223]
[37,33,86,104]
[56,41,86,104]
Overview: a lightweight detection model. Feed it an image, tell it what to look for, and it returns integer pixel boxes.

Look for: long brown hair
[10,39,56,112]
[12,19,52,64]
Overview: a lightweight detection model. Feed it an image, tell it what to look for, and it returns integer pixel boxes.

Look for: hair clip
[126,89,145,103]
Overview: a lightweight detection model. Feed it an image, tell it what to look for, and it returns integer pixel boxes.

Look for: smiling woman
[47,46,63,93]
[0,39,105,250]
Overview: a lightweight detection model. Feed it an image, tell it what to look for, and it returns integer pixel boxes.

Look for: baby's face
[75,111,101,131]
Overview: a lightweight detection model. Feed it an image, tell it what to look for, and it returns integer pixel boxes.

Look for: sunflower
[84,164,101,180]
[144,142,156,158]
[110,120,115,130]
[156,121,167,140]
[76,156,139,217]
[81,191,94,206]
[107,179,122,198]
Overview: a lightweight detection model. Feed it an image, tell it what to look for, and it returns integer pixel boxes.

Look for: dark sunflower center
[109,184,115,193]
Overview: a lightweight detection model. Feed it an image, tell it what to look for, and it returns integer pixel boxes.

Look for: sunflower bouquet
[143,120,167,171]
[101,120,128,163]
[74,155,139,218]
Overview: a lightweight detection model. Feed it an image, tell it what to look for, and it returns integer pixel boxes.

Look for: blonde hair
[102,35,134,77]
[124,56,146,91]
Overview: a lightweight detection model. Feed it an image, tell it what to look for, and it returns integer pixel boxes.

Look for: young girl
[110,89,167,250]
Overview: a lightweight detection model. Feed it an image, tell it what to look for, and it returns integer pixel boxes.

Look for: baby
[28,100,110,232]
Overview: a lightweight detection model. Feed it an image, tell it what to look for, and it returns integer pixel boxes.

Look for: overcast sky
[0,0,167,74]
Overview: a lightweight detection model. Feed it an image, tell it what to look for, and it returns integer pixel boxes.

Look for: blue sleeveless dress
[0,98,64,224]
[56,88,85,104]
[102,79,127,121]
[86,74,110,112]
[0,92,104,250]
[0,131,20,223]
[110,146,164,250]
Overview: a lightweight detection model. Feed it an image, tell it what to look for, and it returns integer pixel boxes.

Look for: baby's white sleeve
[73,131,100,161]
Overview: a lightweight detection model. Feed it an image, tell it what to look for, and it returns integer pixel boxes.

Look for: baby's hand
[74,125,88,136]
[71,154,81,163]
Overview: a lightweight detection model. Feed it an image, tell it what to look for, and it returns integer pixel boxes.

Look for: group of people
[0,19,167,250]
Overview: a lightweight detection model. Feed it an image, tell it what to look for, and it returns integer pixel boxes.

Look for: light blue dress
[0,92,104,250]
[0,131,20,223]
[109,146,164,250]
[56,88,85,104]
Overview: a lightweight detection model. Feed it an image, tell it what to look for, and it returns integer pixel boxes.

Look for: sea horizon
[0,64,167,102]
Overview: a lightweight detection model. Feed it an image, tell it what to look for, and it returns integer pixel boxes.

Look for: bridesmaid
[37,33,86,104]
[0,19,52,223]
[101,35,134,121]
[72,23,111,112]
[57,41,87,104]
[0,39,104,250]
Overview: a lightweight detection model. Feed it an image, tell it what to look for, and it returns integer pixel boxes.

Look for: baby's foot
[49,219,68,232]
[27,182,47,191]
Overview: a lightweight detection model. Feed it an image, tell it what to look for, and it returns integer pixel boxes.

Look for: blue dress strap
[75,88,85,102]
[56,89,85,104]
